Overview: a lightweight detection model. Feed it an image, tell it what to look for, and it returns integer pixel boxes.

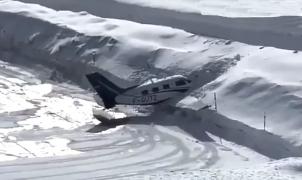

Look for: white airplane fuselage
[86,73,191,109]
[116,76,191,105]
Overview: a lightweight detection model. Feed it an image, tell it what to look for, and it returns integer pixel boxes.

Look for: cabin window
[141,90,149,95]
[175,80,186,86]
[163,84,170,89]
[152,87,159,93]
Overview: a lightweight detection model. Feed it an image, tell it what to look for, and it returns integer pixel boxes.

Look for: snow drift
[0,1,243,89]
[18,0,302,51]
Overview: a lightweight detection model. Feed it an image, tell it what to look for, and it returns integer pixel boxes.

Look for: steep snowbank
[0,0,241,87]
[18,0,302,51]
[115,0,302,17]
[202,48,302,145]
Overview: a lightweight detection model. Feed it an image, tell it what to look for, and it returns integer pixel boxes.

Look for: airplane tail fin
[86,72,125,109]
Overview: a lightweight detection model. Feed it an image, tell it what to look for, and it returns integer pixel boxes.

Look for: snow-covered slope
[1,0,302,179]
[1,0,302,153]
[0,0,242,86]
[115,0,302,17]
[202,48,302,145]
[18,0,302,51]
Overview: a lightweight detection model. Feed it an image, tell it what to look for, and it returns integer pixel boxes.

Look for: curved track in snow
[0,127,215,179]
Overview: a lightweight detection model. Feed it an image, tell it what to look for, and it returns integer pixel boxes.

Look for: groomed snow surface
[0,0,302,179]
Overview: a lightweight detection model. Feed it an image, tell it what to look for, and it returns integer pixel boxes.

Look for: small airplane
[86,72,192,109]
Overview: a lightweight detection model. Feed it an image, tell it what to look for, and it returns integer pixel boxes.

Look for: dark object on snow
[234,54,241,61]
[201,105,211,110]
[92,107,128,125]
[225,40,233,45]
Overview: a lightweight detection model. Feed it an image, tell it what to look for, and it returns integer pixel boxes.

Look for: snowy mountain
[0,0,302,179]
